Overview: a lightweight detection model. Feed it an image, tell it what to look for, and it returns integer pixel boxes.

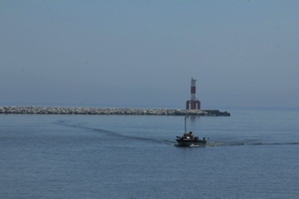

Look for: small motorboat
[176,133,207,147]
[175,117,207,147]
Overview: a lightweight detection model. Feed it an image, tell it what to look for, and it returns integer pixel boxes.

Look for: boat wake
[54,120,299,147]
[54,120,173,145]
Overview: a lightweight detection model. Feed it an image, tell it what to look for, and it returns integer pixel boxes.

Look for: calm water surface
[1,108,299,198]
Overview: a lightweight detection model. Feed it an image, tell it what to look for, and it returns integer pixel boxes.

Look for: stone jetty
[0,106,230,116]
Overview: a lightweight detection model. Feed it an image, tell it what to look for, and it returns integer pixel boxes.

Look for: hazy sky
[1,1,298,109]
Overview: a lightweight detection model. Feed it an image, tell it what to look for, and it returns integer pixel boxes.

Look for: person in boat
[182,131,194,140]
[188,131,194,139]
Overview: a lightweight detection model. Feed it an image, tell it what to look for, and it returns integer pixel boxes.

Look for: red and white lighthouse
[186,77,201,110]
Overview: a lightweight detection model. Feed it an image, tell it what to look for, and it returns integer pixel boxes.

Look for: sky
[1,0,299,109]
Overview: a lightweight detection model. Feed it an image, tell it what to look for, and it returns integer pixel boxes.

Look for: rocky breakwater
[0,106,230,116]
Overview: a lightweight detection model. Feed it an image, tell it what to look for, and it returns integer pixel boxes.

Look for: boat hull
[176,138,207,147]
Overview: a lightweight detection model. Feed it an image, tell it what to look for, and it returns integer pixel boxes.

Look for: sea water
[1,108,299,198]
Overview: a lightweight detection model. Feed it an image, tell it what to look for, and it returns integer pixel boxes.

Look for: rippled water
[1,108,299,198]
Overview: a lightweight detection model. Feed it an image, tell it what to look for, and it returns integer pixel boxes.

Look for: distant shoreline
[0,106,230,116]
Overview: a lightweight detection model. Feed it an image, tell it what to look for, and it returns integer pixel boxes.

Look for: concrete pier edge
[0,106,230,116]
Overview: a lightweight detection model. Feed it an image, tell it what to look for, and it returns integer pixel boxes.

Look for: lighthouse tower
[186,77,201,110]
